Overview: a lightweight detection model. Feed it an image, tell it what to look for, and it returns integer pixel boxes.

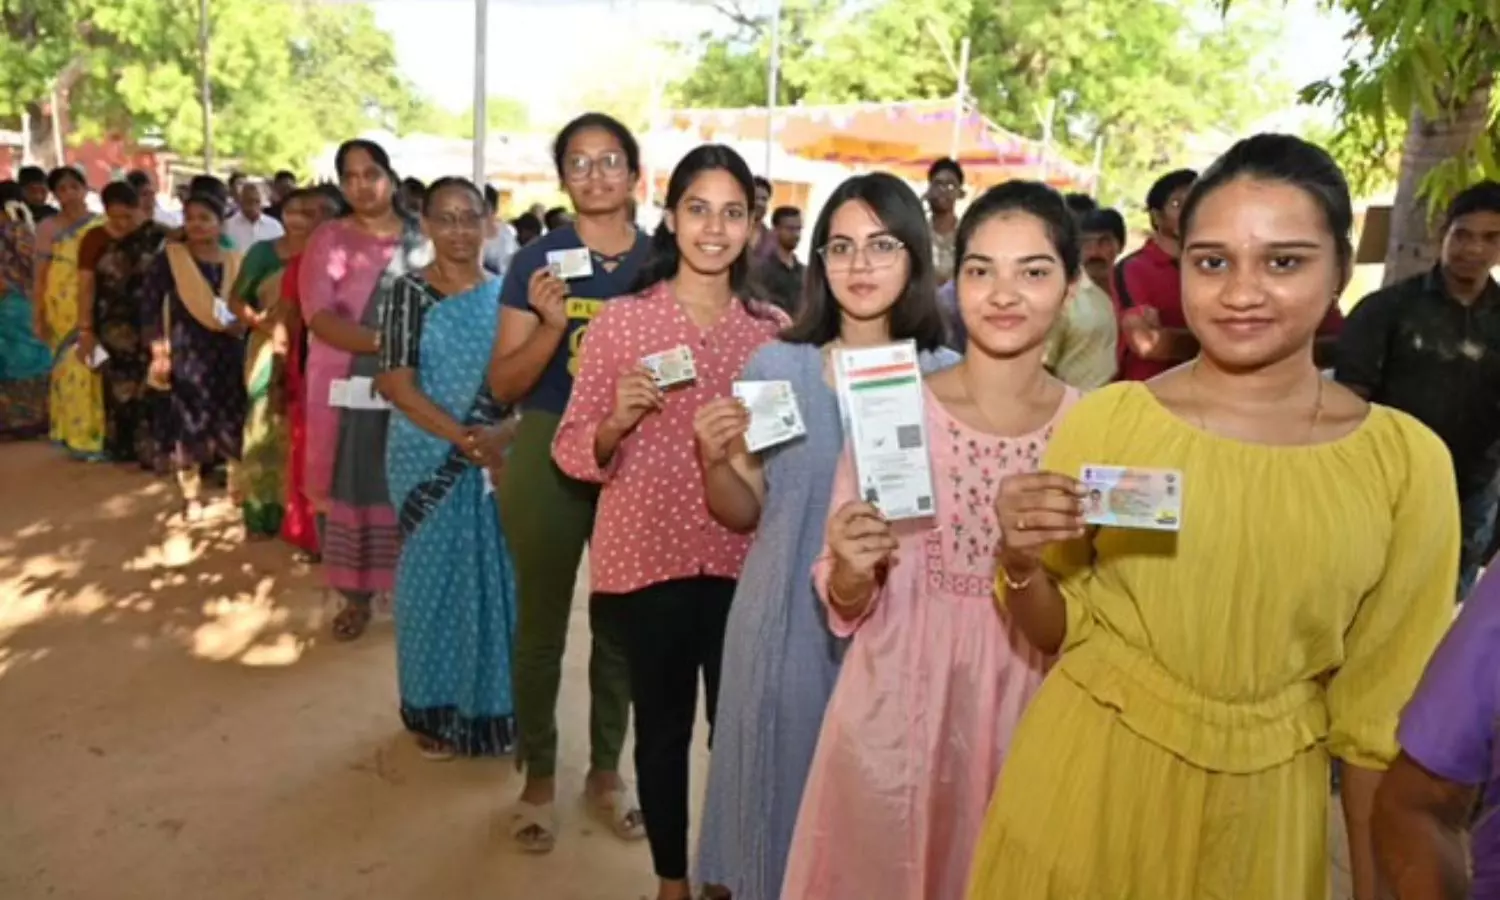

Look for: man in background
[544,207,572,233]
[751,176,776,260]
[753,205,805,316]
[483,184,519,278]
[265,170,297,222]
[1113,168,1198,381]
[224,179,285,252]
[19,166,57,222]
[927,157,964,288]
[1045,201,1119,389]
[1080,207,1125,292]
[512,212,543,247]
[1337,181,1500,594]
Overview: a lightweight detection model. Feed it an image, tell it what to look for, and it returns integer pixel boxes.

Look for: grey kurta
[695,340,959,898]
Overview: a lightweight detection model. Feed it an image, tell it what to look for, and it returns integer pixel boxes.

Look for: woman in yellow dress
[33,166,104,459]
[968,134,1459,900]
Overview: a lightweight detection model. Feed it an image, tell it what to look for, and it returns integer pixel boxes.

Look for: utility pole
[198,0,214,174]
[949,37,970,158]
[765,0,781,178]
[472,0,488,185]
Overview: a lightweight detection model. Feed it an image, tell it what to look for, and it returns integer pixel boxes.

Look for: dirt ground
[0,440,1351,900]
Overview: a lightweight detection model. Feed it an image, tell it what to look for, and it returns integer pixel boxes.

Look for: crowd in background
[1,109,1499,900]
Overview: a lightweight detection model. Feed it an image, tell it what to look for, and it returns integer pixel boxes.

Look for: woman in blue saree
[375,177,520,759]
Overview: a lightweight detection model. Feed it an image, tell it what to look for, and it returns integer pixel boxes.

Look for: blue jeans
[1460,478,1500,598]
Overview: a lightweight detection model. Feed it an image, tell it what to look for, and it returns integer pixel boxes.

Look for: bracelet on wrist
[998,562,1038,591]
[827,579,864,610]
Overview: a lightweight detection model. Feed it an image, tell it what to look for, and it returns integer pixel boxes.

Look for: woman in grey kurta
[696,173,957,898]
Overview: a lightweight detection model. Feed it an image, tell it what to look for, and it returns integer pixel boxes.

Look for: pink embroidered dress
[780,384,1077,900]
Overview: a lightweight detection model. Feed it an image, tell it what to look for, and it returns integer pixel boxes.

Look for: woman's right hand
[527,268,569,331]
[604,364,663,436]
[828,501,898,591]
[693,397,749,469]
[993,472,1088,580]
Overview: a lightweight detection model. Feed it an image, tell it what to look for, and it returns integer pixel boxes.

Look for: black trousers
[599,575,734,881]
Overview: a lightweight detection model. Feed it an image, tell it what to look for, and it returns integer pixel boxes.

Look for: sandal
[510,800,557,854]
[331,601,372,642]
[587,785,646,841]
[416,735,455,761]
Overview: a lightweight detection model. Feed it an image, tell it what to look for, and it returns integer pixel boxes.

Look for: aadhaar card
[1079,465,1183,532]
[733,380,806,453]
[642,345,697,388]
[545,247,594,280]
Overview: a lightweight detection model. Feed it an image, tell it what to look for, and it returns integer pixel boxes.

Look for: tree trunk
[24,103,59,168]
[1382,80,1494,285]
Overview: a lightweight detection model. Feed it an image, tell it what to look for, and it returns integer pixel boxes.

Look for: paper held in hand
[328,376,392,411]
[1079,465,1183,531]
[733,380,806,453]
[642,345,697,388]
[833,341,935,520]
[545,247,593,280]
[212,297,239,328]
[86,344,109,370]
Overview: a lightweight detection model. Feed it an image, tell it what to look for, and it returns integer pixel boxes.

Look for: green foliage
[1227,0,1500,217]
[0,0,431,173]
[669,0,1286,207]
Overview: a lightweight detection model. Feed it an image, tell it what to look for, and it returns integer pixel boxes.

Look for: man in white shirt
[224,180,284,251]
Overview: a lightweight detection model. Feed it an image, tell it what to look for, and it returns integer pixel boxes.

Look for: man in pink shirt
[1113,168,1197,381]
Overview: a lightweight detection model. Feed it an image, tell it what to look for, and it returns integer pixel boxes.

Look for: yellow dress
[966,382,1459,900]
[42,214,105,458]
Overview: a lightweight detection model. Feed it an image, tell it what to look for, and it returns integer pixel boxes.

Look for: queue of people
[1,109,1498,900]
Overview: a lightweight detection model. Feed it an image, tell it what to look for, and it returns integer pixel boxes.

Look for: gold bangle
[827,579,864,610]
[998,563,1037,591]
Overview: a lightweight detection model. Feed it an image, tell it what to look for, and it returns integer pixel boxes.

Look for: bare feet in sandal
[586,772,645,841]
[331,601,372,642]
[510,800,557,854]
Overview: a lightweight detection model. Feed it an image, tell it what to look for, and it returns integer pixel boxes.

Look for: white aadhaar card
[642,345,697,388]
[545,247,594,280]
[1079,465,1183,532]
[733,380,806,453]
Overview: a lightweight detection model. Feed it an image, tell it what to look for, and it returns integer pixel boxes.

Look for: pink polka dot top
[551,280,790,596]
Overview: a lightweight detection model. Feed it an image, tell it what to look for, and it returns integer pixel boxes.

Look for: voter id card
[733,380,806,453]
[642,345,696,388]
[212,296,238,328]
[545,247,593,280]
[1080,465,1183,532]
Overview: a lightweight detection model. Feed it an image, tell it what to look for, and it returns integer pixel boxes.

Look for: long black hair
[782,172,948,350]
[956,180,1083,283]
[1180,133,1353,275]
[628,144,766,317]
[334,138,413,218]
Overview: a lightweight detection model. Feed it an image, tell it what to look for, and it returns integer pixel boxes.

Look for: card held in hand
[733,380,806,453]
[642,345,696,388]
[1079,465,1183,531]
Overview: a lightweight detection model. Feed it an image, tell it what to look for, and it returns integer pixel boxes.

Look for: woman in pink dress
[300,140,415,640]
[780,181,1083,900]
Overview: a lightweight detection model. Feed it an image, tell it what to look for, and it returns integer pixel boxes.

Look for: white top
[224,211,284,252]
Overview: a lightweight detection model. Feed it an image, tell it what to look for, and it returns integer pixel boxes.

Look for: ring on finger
[1016,515,1028,532]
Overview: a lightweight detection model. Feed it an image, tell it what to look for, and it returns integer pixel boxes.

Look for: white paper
[733,380,806,453]
[212,296,238,328]
[642,345,697,388]
[834,341,934,520]
[87,344,109,370]
[328,377,391,410]
[545,247,594,280]
[481,469,495,495]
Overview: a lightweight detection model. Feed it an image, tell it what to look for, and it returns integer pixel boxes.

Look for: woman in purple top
[1375,559,1500,898]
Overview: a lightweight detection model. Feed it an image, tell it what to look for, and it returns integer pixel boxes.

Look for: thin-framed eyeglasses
[818,236,907,271]
[563,151,630,183]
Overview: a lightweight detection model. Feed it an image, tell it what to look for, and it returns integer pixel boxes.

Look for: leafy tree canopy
[669,0,1286,209]
[0,0,434,173]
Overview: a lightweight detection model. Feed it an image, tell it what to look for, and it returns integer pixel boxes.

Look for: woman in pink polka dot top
[550,144,789,900]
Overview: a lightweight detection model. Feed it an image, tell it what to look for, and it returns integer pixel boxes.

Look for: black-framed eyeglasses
[818,236,907,270]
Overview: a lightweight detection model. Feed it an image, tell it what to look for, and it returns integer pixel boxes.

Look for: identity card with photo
[642,345,697,388]
[733,380,806,453]
[1079,465,1183,532]
[834,341,935,521]
[545,247,594,281]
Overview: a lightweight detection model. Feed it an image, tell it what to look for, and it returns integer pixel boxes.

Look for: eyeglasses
[563,151,630,182]
[929,181,961,194]
[818,236,907,270]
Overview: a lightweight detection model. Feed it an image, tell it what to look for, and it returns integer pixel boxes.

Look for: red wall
[0,138,164,188]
